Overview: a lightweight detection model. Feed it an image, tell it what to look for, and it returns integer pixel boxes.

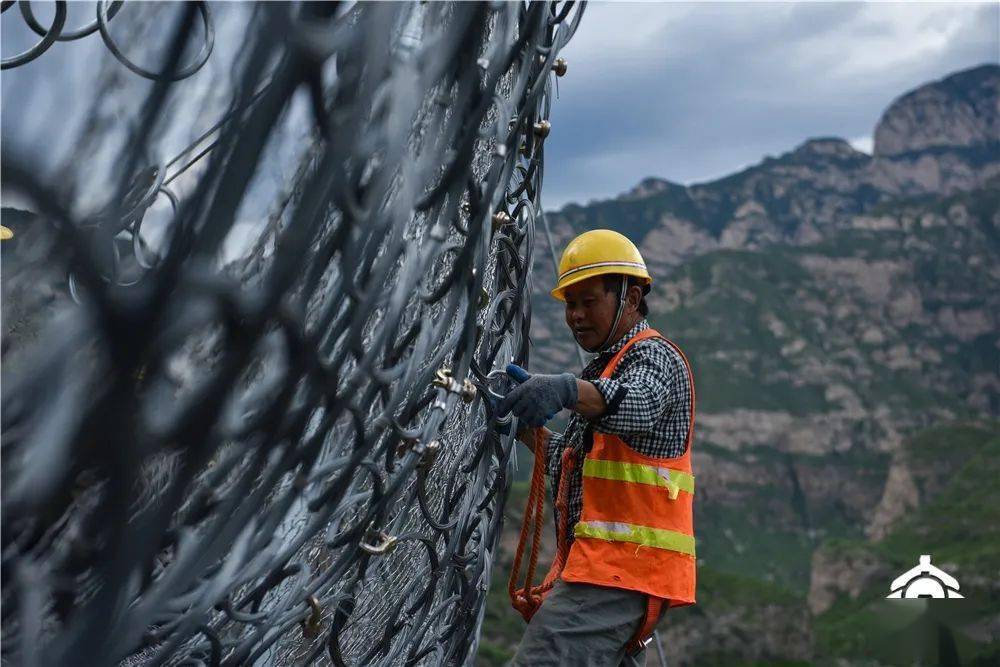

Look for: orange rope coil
[508,428,574,622]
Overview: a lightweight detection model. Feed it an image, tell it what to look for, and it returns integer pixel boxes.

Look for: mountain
[478,64,1000,665]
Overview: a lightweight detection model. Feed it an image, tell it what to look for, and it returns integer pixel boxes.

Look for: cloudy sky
[3,2,996,219]
[541,1,999,210]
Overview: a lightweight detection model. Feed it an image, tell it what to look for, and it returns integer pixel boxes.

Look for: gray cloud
[4,2,996,217]
[542,1,999,210]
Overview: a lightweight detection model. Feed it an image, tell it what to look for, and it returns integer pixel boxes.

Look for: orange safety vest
[509,327,697,651]
[561,326,697,605]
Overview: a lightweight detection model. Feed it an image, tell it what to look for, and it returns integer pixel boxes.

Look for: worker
[498,229,696,666]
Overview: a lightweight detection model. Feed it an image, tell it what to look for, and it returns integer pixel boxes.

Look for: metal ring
[121,164,166,228]
[132,186,176,270]
[67,270,84,304]
[20,0,123,41]
[96,0,215,81]
[1,0,66,70]
[110,230,146,287]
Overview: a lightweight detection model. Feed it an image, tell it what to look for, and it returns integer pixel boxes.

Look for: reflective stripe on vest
[581,459,694,500]
[574,520,696,557]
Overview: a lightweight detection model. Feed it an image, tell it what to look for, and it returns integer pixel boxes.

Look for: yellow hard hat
[0,225,12,241]
[550,229,651,301]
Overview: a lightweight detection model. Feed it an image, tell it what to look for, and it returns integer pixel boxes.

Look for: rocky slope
[483,63,1000,665]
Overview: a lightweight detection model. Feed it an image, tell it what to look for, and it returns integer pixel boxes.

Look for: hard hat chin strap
[592,275,629,354]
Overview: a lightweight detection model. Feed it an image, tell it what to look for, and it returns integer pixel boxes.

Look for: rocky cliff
[874,64,1000,159]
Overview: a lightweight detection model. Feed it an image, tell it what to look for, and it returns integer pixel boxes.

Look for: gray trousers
[510,579,655,667]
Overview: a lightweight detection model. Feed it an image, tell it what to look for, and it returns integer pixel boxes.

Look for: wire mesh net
[1,2,583,664]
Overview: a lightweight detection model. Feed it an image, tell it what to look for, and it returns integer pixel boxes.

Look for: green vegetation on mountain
[648,247,827,416]
[881,428,1000,575]
[814,423,1000,665]
[651,182,998,420]
[557,179,701,244]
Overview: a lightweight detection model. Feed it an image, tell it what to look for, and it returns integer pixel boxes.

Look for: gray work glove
[497,363,578,427]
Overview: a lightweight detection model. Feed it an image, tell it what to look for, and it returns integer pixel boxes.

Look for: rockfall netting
[0,2,583,664]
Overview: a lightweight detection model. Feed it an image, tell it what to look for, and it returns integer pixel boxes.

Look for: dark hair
[603,275,650,317]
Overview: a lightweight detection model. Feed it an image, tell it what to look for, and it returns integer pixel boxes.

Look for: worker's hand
[497,364,578,427]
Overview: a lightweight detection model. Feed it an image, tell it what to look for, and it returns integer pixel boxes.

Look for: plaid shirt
[544,319,693,540]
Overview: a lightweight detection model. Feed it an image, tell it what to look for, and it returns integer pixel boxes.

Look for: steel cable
[1,1,584,665]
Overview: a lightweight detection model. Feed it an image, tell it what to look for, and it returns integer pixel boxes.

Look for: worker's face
[563,277,619,352]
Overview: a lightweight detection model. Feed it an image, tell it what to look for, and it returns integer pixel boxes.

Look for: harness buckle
[625,635,654,656]
[625,597,664,656]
